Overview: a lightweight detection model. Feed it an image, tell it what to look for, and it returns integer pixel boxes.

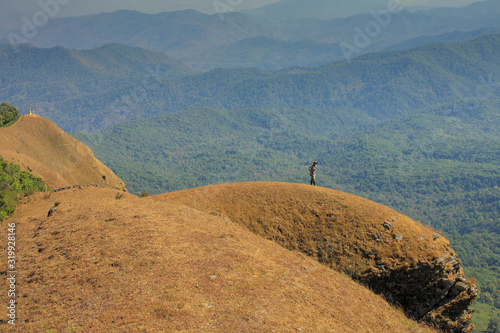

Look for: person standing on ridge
[309,161,318,186]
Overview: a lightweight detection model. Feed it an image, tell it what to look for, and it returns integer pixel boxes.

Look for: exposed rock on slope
[155,182,477,332]
[0,186,437,332]
[0,115,126,190]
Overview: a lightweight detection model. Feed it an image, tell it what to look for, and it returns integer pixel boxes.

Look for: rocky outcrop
[359,256,477,332]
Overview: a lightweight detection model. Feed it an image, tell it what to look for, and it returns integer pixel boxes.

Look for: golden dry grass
[0,115,126,190]
[1,186,438,332]
[153,182,454,276]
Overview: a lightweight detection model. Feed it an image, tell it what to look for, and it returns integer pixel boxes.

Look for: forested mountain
[0,43,195,129]
[4,34,498,132]
[3,0,500,70]
[0,43,193,83]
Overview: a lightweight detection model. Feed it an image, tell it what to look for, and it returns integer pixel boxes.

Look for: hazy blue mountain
[4,0,499,70]
[425,0,500,20]
[21,10,268,57]
[0,43,196,130]
[181,36,344,70]
[2,34,498,133]
[245,0,391,21]
[184,5,500,69]
[384,27,500,51]
[276,4,500,46]
[416,0,484,8]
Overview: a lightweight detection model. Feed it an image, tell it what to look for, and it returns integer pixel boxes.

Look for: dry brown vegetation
[0,186,439,332]
[153,182,477,332]
[154,182,453,275]
[0,115,125,190]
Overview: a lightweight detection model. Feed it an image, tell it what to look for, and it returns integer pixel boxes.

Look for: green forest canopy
[0,156,47,221]
[0,102,19,127]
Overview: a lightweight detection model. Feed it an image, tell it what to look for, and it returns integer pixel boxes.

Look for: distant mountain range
[244,0,391,21]
[246,0,490,20]
[2,34,498,132]
[416,0,484,8]
[2,0,499,70]
[0,43,195,130]
[1,9,499,327]
[383,27,500,51]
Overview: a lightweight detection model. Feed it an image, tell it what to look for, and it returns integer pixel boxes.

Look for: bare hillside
[154,182,478,332]
[0,115,126,190]
[1,186,437,332]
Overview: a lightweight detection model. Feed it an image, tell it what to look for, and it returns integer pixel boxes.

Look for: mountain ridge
[4,0,499,70]
[0,115,126,190]
[3,34,498,132]
[153,181,478,331]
